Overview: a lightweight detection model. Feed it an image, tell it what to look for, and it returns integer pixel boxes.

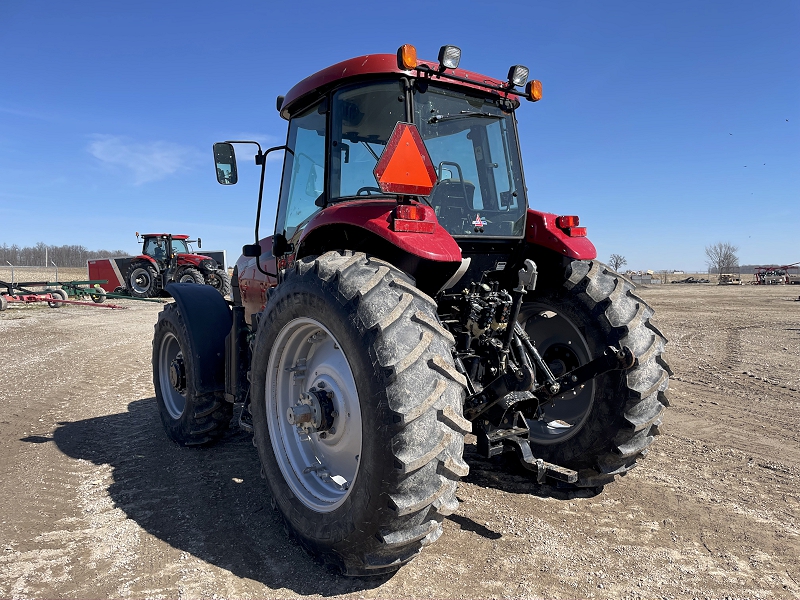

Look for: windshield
[414,85,527,237]
[171,239,189,254]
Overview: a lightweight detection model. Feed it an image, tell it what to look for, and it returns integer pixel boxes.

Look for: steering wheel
[356,186,382,196]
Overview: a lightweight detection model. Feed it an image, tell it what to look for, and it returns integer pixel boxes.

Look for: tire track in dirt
[1,283,799,598]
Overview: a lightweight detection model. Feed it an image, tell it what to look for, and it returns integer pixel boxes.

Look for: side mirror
[242,243,261,257]
[213,142,238,185]
[197,237,202,248]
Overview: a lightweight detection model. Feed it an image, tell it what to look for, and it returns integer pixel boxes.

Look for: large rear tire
[126,262,160,298]
[518,260,671,487]
[251,251,469,575]
[152,303,232,445]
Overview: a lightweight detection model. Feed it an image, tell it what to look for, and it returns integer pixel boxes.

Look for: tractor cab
[272,74,529,240]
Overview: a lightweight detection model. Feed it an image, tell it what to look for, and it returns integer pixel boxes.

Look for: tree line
[0,242,128,267]
[606,242,743,278]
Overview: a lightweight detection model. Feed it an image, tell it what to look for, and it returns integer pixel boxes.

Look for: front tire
[177,267,204,285]
[251,251,469,575]
[152,303,232,445]
[205,269,232,297]
[518,260,671,487]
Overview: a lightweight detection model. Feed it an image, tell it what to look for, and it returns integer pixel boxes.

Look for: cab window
[277,102,327,239]
[143,238,166,259]
[330,81,405,198]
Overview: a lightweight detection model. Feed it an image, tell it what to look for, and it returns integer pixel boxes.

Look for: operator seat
[429,179,476,233]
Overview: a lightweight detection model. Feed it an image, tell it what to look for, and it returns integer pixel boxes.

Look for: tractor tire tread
[254,251,467,576]
[540,260,670,487]
[153,303,232,446]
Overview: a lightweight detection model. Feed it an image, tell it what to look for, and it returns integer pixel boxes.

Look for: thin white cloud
[88,135,202,184]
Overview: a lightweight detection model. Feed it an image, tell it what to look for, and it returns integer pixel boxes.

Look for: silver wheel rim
[266,317,362,512]
[207,273,221,289]
[158,331,186,419]
[521,303,596,444]
[179,273,197,283]
[130,267,152,295]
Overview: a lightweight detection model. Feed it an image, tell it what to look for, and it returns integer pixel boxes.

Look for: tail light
[392,204,436,233]
[556,215,587,237]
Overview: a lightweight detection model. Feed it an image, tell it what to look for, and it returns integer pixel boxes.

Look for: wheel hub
[169,355,186,392]
[543,344,580,377]
[287,388,336,434]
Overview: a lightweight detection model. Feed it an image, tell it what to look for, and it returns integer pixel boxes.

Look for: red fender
[133,254,158,266]
[525,209,596,260]
[300,199,462,263]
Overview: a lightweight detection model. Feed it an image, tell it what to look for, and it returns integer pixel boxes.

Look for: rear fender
[297,201,463,296]
[163,283,232,394]
[525,209,596,260]
[300,201,462,264]
[134,255,159,266]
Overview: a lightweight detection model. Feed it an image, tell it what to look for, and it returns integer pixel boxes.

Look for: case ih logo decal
[374,122,438,196]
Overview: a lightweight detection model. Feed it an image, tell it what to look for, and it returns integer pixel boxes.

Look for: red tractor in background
[125,232,231,298]
[150,44,670,575]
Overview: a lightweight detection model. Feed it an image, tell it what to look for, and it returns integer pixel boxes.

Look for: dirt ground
[1,276,799,599]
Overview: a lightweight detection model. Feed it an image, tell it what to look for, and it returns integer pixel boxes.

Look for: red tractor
[151,45,670,575]
[125,232,231,298]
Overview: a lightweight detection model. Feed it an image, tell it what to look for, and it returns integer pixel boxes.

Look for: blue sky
[1,1,797,271]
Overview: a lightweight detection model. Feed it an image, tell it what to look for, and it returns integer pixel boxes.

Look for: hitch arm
[535,345,635,399]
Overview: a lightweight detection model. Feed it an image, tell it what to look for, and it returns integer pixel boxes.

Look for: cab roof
[142,234,189,240]
[280,53,516,119]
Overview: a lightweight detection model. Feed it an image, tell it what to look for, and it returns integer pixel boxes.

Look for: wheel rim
[158,331,186,419]
[207,273,221,289]
[266,317,362,512]
[130,267,152,294]
[179,273,196,283]
[520,303,596,445]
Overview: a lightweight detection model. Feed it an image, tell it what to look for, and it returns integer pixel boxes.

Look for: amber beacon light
[397,44,418,70]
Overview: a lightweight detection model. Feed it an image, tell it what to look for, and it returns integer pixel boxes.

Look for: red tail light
[555,215,586,237]
[392,204,436,233]
[567,226,587,237]
[556,215,579,229]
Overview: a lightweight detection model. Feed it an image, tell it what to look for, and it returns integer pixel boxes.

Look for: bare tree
[705,242,739,274]
[609,254,627,271]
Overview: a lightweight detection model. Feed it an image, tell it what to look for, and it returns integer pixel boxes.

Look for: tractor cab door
[273,100,327,265]
[272,80,407,265]
[143,237,168,264]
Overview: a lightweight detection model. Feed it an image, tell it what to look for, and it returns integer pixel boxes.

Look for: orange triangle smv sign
[373,122,438,196]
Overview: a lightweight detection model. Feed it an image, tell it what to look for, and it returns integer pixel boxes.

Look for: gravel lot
[1,278,798,598]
